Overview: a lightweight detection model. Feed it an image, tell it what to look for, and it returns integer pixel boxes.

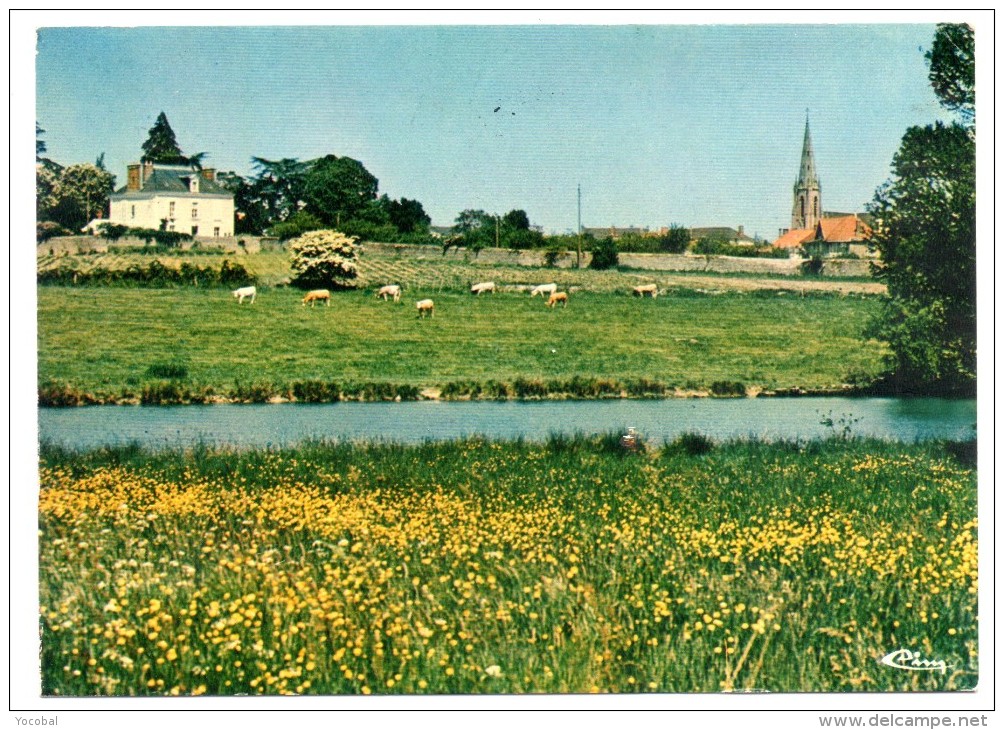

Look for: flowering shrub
[288,229,361,289]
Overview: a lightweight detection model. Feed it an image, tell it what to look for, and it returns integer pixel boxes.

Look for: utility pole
[577,183,582,268]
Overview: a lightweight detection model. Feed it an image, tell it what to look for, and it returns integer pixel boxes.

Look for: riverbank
[39,435,977,695]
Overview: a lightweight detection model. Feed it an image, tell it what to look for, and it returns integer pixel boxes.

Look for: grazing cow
[302,289,331,307]
[546,291,568,308]
[377,284,402,302]
[530,283,558,298]
[416,299,435,318]
[232,286,256,304]
[470,281,496,295]
[633,284,659,298]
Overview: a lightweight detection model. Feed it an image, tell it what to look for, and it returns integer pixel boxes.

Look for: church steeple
[791,113,822,231]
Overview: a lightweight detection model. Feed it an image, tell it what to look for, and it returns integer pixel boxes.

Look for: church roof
[795,116,820,190]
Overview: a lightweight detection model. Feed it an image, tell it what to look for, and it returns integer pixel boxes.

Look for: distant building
[773,117,874,256]
[774,212,873,255]
[108,161,234,238]
[690,226,757,246]
[791,115,823,232]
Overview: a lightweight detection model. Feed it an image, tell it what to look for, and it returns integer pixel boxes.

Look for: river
[37,397,976,450]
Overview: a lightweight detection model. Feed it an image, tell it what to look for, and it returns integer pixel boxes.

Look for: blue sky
[35,22,950,238]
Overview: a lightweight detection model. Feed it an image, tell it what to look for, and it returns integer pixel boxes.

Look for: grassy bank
[39,435,977,695]
[37,286,885,401]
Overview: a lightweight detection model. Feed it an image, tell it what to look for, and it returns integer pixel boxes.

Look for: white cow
[470,281,496,295]
[377,284,402,302]
[416,299,435,318]
[530,283,558,298]
[232,286,256,304]
[632,284,659,298]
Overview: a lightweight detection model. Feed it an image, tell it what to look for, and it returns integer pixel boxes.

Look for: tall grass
[39,436,977,696]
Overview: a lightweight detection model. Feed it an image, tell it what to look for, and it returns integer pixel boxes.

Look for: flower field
[38,436,977,695]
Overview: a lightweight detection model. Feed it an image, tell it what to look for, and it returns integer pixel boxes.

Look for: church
[773,117,872,255]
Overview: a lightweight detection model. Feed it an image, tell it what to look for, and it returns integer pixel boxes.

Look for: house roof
[773,214,873,248]
[114,164,230,196]
[819,214,872,243]
[773,227,816,248]
[690,227,755,243]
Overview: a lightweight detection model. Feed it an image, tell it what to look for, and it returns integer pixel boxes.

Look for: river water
[37,397,976,450]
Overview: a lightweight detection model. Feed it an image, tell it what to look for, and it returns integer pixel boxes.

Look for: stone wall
[39,235,275,256]
[364,242,874,278]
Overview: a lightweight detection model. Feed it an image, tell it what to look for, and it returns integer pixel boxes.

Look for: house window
[169,201,175,218]
[214,227,220,237]
[191,203,199,220]
[130,205,135,219]
[191,226,199,236]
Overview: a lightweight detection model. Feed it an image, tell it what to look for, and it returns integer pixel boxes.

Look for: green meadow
[37,285,884,401]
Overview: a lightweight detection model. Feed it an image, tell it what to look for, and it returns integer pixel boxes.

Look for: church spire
[797,114,819,189]
[792,113,822,231]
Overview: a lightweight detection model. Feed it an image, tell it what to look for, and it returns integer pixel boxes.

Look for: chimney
[127,164,141,191]
[142,160,154,186]
[200,168,216,182]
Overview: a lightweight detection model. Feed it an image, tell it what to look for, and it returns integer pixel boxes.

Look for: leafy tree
[217,171,269,235]
[659,224,691,254]
[866,24,976,395]
[141,112,187,165]
[926,23,974,126]
[589,237,619,270]
[693,232,732,255]
[45,163,116,231]
[503,209,530,230]
[383,196,431,234]
[268,211,323,241]
[36,164,60,221]
[249,157,309,224]
[288,229,361,290]
[453,209,495,254]
[303,155,379,227]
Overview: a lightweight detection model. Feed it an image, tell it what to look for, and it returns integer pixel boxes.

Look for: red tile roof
[819,215,871,243]
[773,227,816,248]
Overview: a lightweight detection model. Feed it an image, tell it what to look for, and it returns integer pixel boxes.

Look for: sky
[31,16,957,239]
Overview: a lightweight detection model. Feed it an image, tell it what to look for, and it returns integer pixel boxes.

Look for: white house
[108,161,234,238]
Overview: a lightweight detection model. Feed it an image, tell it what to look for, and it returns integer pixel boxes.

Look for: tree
[249,157,309,224]
[141,112,187,164]
[659,224,691,254]
[453,209,495,254]
[926,23,974,126]
[503,209,530,230]
[589,237,619,270]
[288,229,362,290]
[45,163,116,231]
[866,23,976,395]
[303,155,379,227]
[384,196,431,234]
[268,211,323,241]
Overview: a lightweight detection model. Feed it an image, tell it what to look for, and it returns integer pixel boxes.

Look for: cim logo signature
[879,648,952,675]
